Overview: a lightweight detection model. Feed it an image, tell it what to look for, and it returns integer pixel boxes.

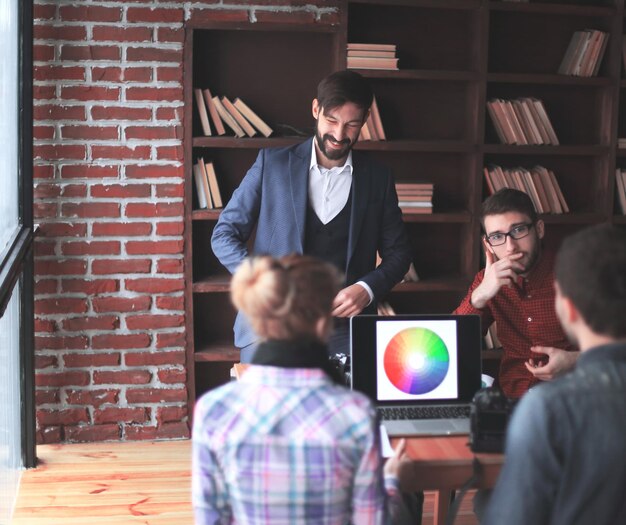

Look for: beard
[513,235,542,275]
[314,128,354,162]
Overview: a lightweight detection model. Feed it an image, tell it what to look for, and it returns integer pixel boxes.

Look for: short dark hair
[555,224,626,338]
[316,70,373,114]
[480,189,538,229]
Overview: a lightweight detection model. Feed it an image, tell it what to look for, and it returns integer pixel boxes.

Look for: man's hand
[384,438,410,479]
[525,346,580,381]
[331,283,370,317]
[471,239,524,309]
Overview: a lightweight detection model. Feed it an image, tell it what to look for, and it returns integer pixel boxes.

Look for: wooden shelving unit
[184,0,626,413]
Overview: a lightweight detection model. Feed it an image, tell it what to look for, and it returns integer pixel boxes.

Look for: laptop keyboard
[378,405,470,421]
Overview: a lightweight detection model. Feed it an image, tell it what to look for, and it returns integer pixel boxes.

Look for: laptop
[350,314,482,437]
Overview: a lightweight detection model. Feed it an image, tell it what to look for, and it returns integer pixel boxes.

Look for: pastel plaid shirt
[192,365,396,525]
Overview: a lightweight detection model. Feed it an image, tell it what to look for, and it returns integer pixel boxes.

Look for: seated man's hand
[384,438,410,480]
[331,284,370,318]
[525,346,580,381]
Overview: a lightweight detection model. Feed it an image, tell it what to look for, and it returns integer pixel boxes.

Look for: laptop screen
[351,315,482,406]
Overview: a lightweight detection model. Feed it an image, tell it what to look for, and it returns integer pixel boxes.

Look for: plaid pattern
[192,366,391,525]
[454,252,575,398]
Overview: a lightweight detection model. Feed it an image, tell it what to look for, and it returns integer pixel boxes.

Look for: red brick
[34,85,56,100]
[94,407,149,425]
[127,7,183,23]
[33,126,55,140]
[126,87,183,102]
[34,203,58,219]
[61,165,119,179]
[126,47,181,63]
[35,259,87,276]
[62,202,120,218]
[91,106,152,121]
[156,145,183,160]
[126,240,183,255]
[34,65,85,81]
[61,125,118,140]
[92,259,151,274]
[37,408,89,425]
[123,67,153,83]
[126,314,184,330]
[155,108,181,121]
[92,296,151,313]
[34,3,57,20]
[320,11,341,25]
[36,372,90,388]
[35,335,89,350]
[33,44,55,61]
[92,334,151,350]
[125,350,185,367]
[91,66,121,82]
[61,241,121,256]
[34,165,55,179]
[61,45,120,61]
[125,165,183,179]
[36,390,60,405]
[92,145,151,161]
[35,318,57,332]
[93,369,152,385]
[125,126,181,141]
[91,184,151,199]
[126,387,186,404]
[62,316,120,332]
[62,184,88,198]
[92,222,152,237]
[66,389,119,407]
[156,183,184,198]
[34,104,86,121]
[65,424,120,442]
[34,144,86,161]
[61,86,120,102]
[156,221,183,236]
[156,406,187,424]
[157,368,186,384]
[36,355,59,369]
[64,352,121,368]
[36,426,62,444]
[61,278,119,295]
[125,203,183,219]
[126,278,184,294]
[59,5,122,22]
[92,26,152,42]
[156,66,182,83]
[189,9,248,24]
[255,10,316,24]
[34,183,61,199]
[34,24,87,41]
[38,222,85,241]
[34,241,56,257]
[156,27,184,44]
[125,421,189,440]
[156,258,183,274]
[155,295,184,312]
[35,297,88,315]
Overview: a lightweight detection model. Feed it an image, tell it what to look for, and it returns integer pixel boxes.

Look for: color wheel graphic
[383,327,450,395]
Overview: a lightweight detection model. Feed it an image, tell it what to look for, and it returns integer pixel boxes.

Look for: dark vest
[304,192,352,274]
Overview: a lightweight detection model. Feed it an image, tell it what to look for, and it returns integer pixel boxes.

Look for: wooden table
[396,436,504,525]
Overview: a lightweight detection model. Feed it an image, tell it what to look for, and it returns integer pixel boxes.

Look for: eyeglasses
[485,223,534,247]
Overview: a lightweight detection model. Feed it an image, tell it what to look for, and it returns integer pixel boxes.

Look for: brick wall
[32,0,338,443]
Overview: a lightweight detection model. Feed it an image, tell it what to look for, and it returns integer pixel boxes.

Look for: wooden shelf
[400,212,471,223]
[392,277,470,293]
[355,140,476,153]
[193,136,305,149]
[487,73,612,86]
[483,145,608,156]
[193,275,230,293]
[357,69,479,81]
[194,344,240,363]
[488,1,616,17]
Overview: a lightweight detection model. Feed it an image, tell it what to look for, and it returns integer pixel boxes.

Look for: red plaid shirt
[454,252,576,398]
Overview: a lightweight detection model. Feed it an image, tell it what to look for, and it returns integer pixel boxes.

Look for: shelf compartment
[358,69,480,81]
[354,140,476,153]
[483,145,608,155]
[489,1,616,17]
[192,137,306,149]
[487,73,612,86]
[391,277,470,293]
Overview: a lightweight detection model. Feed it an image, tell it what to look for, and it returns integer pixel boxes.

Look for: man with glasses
[454,188,578,399]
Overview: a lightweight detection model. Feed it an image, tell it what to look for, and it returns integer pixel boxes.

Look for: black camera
[469,387,517,453]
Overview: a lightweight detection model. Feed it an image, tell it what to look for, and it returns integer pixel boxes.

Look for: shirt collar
[309,138,353,174]
[241,364,333,388]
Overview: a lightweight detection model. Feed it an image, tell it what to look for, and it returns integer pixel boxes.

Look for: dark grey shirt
[484,342,626,525]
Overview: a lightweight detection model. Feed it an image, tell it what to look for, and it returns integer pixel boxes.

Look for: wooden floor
[13,440,478,524]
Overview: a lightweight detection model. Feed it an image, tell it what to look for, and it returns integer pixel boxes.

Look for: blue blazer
[211,138,412,348]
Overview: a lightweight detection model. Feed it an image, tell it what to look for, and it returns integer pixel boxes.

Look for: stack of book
[558,30,608,77]
[484,164,569,214]
[395,182,434,214]
[359,95,386,141]
[193,158,223,210]
[347,43,398,70]
[618,138,626,149]
[487,98,559,146]
[616,169,626,215]
[194,88,273,138]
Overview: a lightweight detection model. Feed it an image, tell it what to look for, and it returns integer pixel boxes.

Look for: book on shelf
[484,165,569,214]
[359,95,386,141]
[558,30,608,77]
[233,97,273,138]
[347,43,396,52]
[616,169,626,215]
[347,42,398,70]
[347,56,399,70]
[194,88,211,136]
[484,323,502,351]
[487,98,559,146]
[202,159,223,208]
[202,88,225,135]
[396,182,434,214]
[193,161,212,209]
[348,49,396,58]
[377,301,396,316]
[212,96,246,137]
[221,96,257,137]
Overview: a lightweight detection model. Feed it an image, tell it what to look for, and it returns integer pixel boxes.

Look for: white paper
[379,424,394,458]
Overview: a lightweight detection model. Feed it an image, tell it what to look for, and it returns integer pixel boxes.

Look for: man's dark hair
[316,70,373,115]
[480,189,538,229]
[555,224,626,339]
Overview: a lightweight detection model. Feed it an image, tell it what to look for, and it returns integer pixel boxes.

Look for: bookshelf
[184,0,626,412]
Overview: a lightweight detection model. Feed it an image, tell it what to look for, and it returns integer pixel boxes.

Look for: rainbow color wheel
[383,327,450,395]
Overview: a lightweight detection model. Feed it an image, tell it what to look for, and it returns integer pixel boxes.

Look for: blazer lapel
[347,152,370,267]
[288,139,312,252]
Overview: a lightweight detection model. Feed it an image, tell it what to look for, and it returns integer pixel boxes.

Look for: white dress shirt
[308,142,373,304]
